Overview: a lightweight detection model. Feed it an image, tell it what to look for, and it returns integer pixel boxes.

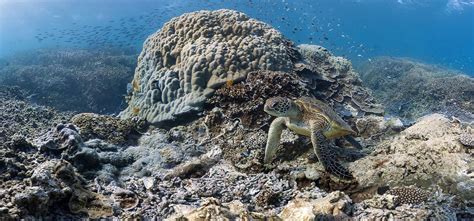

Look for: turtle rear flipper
[311,123,354,180]
[344,135,363,149]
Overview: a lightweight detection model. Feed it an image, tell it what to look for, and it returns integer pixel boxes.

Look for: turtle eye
[270,102,278,109]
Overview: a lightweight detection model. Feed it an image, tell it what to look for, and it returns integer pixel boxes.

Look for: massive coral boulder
[359,57,474,122]
[120,10,383,128]
[120,9,299,125]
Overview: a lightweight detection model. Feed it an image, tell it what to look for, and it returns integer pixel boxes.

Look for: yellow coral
[132,107,140,115]
[226,79,234,87]
[132,79,140,92]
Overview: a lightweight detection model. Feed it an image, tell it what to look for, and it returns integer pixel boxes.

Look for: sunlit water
[0,0,473,73]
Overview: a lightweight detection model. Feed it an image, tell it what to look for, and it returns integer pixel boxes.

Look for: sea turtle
[263,96,356,180]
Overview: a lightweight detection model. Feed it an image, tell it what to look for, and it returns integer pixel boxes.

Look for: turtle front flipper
[311,122,354,180]
[264,117,286,164]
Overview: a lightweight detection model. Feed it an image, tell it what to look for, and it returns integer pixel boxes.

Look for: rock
[121,9,298,126]
[353,203,457,220]
[355,115,405,145]
[14,187,50,215]
[112,188,139,211]
[68,184,113,219]
[304,166,321,181]
[142,177,156,190]
[0,207,8,214]
[5,134,35,151]
[361,193,399,210]
[350,114,473,203]
[279,191,352,220]
[164,147,222,179]
[10,160,112,218]
[166,198,275,220]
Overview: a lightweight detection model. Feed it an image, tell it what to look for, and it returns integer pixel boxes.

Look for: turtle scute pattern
[296,96,353,131]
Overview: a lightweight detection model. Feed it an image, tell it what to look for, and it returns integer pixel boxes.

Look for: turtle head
[264,97,300,117]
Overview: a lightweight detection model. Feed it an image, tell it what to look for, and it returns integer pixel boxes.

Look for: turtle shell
[295,96,355,138]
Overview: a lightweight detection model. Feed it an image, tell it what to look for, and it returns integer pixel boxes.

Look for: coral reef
[1,9,472,221]
[359,57,474,122]
[0,48,137,114]
[120,9,299,125]
[0,86,72,146]
[350,114,473,204]
[295,44,384,117]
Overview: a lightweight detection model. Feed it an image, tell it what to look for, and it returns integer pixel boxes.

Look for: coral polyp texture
[385,186,430,205]
[459,132,474,148]
[120,9,298,125]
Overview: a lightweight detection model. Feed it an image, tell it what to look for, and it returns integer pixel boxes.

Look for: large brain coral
[121,9,298,125]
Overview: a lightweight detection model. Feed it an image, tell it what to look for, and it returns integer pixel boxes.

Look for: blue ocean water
[0,0,473,74]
